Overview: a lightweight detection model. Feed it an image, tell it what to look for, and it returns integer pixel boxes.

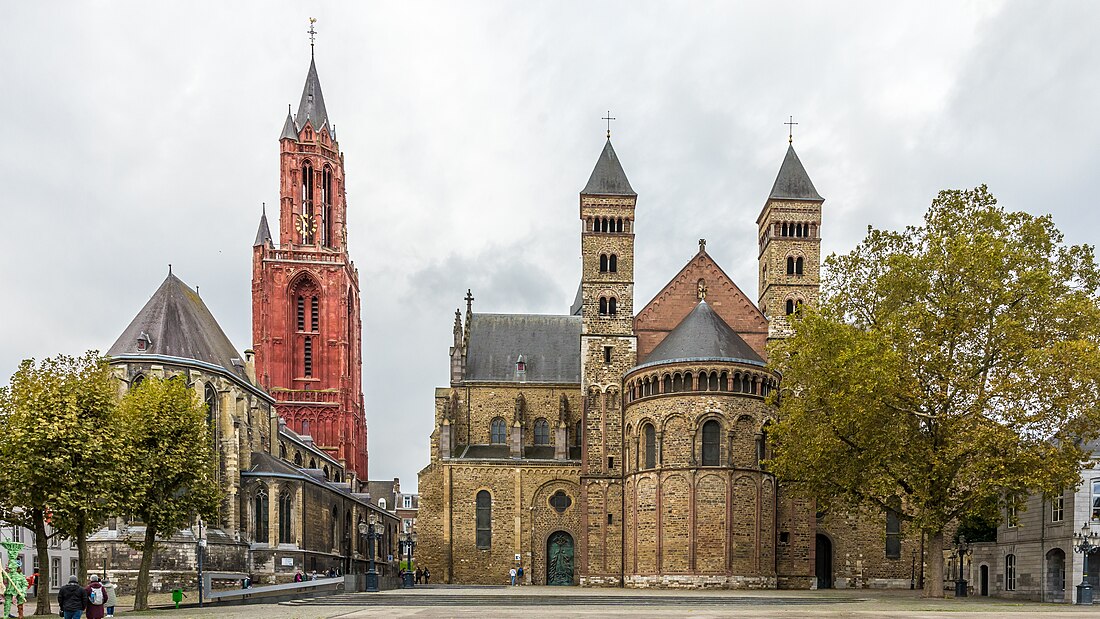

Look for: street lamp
[953,535,970,598]
[1073,521,1100,605]
[359,514,380,593]
[400,531,418,588]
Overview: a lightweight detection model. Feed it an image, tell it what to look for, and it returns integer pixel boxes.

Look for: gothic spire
[253,204,273,247]
[294,57,330,133]
[768,144,823,202]
[279,105,298,141]
[581,138,635,196]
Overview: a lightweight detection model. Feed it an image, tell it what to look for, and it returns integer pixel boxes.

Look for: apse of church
[251,55,368,483]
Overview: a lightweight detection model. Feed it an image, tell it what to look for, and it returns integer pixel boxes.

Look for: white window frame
[50,558,60,589]
[378,498,387,510]
[1005,554,1017,591]
[1006,503,1017,528]
[403,495,412,509]
[1051,493,1064,523]
[1092,479,1100,522]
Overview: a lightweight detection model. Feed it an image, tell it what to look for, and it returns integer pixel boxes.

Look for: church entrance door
[815,534,833,589]
[546,531,574,585]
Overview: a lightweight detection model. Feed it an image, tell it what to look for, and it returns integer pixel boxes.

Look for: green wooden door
[546,531,574,585]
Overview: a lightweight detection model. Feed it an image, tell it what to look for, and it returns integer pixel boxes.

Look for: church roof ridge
[294,57,330,133]
[581,139,636,196]
[642,300,764,366]
[768,144,823,202]
[107,272,247,378]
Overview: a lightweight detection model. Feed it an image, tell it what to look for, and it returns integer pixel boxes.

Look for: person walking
[84,575,108,619]
[509,567,517,586]
[57,575,85,619]
[423,568,430,584]
[101,577,118,619]
[415,567,422,584]
[293,569,304,583]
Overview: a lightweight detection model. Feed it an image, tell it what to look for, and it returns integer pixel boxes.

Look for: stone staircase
[282,589,856,608]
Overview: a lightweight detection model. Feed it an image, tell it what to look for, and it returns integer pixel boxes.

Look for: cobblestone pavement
[103,587,1100,619]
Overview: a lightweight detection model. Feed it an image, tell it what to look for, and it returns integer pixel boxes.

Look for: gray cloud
[3,1,1099,491]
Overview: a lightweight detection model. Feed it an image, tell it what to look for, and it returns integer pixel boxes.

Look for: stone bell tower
[577,132,636,586]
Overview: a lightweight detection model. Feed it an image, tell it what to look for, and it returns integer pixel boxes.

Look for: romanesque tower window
[600,254,608,272]
[643,423,656,469]
[609,254,618,272]
[741,374,753,394]
[476,490,492,549]
[575,421,582,446]
[788,255,805,275]
[254,486,269,543]
[534,418,550,446]
[796,257,804,275]
[599,297,607,315]
[490,417,507,444]
[885,498,902,559]
[701,420,721,466]
[278,491,293,543]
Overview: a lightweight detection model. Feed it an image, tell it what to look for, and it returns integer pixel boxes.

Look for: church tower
[757,141,824,342]
[251,48,368,484]
[578,134,635,586]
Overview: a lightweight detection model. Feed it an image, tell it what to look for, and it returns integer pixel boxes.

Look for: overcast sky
[3,1,1099,492]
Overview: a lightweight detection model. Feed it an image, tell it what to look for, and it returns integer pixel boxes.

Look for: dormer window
[136,331,152,351]
[516,356,526,372]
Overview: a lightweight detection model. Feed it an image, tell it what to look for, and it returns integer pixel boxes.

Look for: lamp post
[953,535,969,598]
[400,531,417,588]
[197,518,206,608]
[359,514,380,592]
[1073,521,1100,605]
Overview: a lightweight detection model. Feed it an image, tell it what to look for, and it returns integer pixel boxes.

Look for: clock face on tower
[295,212,316,242]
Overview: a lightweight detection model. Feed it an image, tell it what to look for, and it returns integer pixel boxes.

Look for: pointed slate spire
[294,57,330,133]
[279,106,299,140]
[253,204,273,247]
[581,139,636,196]
[768,144,823,201]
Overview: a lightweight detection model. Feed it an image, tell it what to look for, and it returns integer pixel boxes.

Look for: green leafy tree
[768,186,1100,597]
[116,376,220,611]
[0,352,120,615]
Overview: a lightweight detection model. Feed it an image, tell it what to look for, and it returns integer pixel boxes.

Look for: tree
[767,186,1100,597]
[0,352,121,615]
[116,376,220,611]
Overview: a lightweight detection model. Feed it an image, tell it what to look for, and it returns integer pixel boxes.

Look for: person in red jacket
[84,575,108,619]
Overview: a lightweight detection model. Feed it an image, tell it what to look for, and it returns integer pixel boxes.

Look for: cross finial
[602,111,616,139]
[465,289,474,310]
[785,115,798,145]
[699,238,706,253]
[308,18,318,58]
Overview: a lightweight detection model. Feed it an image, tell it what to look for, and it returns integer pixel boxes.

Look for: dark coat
[57,583,86,611]
[84,582,107,619]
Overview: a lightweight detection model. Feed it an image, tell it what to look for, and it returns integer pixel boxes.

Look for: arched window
[1005,554,1016,591]
[304,336,313,377]
[254,486,269,543]
[709,371,719,391]
[534,418,550,446]
[323,465,330,479]
[758,421,770,465]
[322,166,333,247]
[683,372,693,391]
[617,218,624,232]
[599,297,608,315]
[297,296,306,331]
[719,371,729,391]
[609,254,618,272]
[643,424,657,469]
[278,490,293,543]
[796,257,804,275]
[701,420,721,466]
[204,384,218,447]
[476,490,492,549]
[347,289,354,375]
[663,374,672,393]
[131,373,145,387]
[672,373,683,392]
[742,374,753,394]
[378,498,387,510]
[309,457,316,469]
[600,254,608,272]
[787,256,795,275]
[311,296,319,332]
[331,505,339,546]
[279,443,287,459]
[301,162,314,244]
[885,498,902,559]
[294,451,303,466]
[786,299,796,315]
[608,298,617,315]
[490,417,507,444]
[574,420,582,446]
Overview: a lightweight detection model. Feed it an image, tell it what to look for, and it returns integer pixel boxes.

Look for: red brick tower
[251,51,367,484]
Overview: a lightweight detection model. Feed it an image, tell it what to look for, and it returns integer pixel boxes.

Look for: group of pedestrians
[57,574,117,619]
[414,567,430,584]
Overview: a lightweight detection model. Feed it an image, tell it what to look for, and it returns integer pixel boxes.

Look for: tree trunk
[133,524,157,611]
[32,510,51,616]
[76,523,88,584]
[923,529,945,598]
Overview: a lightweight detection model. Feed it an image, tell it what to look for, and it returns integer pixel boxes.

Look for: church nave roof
[464,313,582,384]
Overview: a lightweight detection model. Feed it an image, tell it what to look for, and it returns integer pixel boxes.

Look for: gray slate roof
[644,300,764,365]
[295,58,330,132]
[279,110,299,140]
[464,313,581,383]
[254,209,273,247]
[108,273,246,377]
[570,282,583,316]
[768,144,823,202]
[581,139,635,196]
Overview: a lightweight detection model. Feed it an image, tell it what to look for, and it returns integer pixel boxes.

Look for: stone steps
[282,592,856,607]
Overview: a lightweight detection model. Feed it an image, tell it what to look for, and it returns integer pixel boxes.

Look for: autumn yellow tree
[768,186,1100,597]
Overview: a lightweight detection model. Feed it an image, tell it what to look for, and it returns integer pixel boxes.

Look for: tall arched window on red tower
[291,276,321,381]
[301,161,315,244]
[322,166,333,247]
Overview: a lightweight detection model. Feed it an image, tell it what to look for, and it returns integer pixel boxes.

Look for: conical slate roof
[768,144,823,202]
[279,110,299,140]
[645,300,764,365]
[294,58,330,132]
[581,139,635,196]
[108,273,246,377]
[253,208,273,247]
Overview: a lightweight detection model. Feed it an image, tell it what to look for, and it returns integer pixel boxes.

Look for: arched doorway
[815,534,833,589]
[1046,548,1066,602]
[546,531,575,586]
[980,565,989,596]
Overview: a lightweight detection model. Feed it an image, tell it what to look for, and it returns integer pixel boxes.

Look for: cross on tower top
[602,111,616,139]
[785,115,798,145]
[308,18,318,57]
[465,289,475,310]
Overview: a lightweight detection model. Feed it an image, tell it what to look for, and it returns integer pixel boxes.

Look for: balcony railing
[272,389,340,405]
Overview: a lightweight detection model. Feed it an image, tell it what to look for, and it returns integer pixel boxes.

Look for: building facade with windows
[1,524,79,593]
[968,445,1100,603]
[418,138,919,588]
